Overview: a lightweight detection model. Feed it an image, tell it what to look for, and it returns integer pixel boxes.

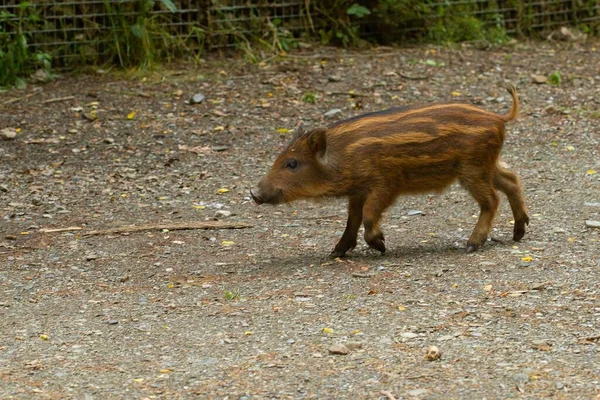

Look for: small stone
[328,343,350,355]
[215,210,231,218]
[85,254,98,261]
[531,74,547,84]
[107,320,119,325]
[324,108,342,118]
[328,75,342,82]
[211,146,228,152]
[585,220,600,229]
[555,382,564,390]
[401,332,418,339]
[346,342,363,351]
[437,335,453,342]
[514,372,529,384]
[407,210,424,216]
[103,138,115,144]
[584,202,600,207]
[424,345,441,361]
[5,235,17,240]
[407,389,429,397]
[189,93,205,104]
[0,184,8,192]
[1,128,17,140]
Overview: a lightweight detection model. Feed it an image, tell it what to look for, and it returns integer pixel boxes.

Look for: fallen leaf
[40,334,49,340]
[244,331,253,336]
[451,91,461,96]
[522,256,534,262]
[397,305,406,311]
[127,111,136,120]
[566,145,575,151]
[221,240,234,246]
[323,327,334,334]
[217,188,229,194]
[484,284,493,291]
[276,128,290,134]
[586,169,597,175]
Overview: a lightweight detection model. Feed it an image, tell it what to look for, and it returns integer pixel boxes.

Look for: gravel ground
[1,40,600,399]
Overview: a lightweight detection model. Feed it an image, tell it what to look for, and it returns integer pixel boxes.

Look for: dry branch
[40,226,83,233]
[41,96,75,104]
[82,221,252,237]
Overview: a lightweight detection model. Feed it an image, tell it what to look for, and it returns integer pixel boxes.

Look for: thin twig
[380,390,397,400]
[40,226,83,233]
[2,92,38,106]
[328,91,370,97]
[41,96,75,104]
[82,221,252,237]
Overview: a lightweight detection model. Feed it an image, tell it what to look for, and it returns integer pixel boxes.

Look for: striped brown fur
[251,84,529,257]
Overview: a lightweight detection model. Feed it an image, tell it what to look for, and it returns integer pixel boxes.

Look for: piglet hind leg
[331,195,365,257]
[493,164,530,241]
[461,173,500,253]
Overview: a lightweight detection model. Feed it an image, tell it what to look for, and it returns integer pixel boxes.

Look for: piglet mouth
[250,188,283,205]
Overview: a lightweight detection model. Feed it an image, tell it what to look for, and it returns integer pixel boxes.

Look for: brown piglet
[251,85,529,257]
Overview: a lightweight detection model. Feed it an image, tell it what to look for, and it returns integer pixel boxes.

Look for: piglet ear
[307,128,327,158]
[292,121,305,139]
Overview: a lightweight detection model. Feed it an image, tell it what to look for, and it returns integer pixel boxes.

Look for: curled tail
[502,83,519,122]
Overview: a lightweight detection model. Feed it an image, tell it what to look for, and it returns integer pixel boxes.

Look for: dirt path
[1,40,599,399]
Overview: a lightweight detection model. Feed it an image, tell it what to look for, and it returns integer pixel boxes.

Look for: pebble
[585,220,600,229]
[328,75,342,82]
[407,389,429,397]
[211,145,228,152]
[0,184,8,192]
[346,342,363,351]
[401,332,418,339]
[103,137,115,144]
[531,74,547,84]
[324,108,342,118]
[214,210,231,218]
[328,343,350,355]
[407,210,424,216]
[85,254,98,261]
[189,93,205,104]
[107,320,119,325]
[424,345,441,361]
[1,128,17,140]
[584,202,600,207]
[514,372,530,384]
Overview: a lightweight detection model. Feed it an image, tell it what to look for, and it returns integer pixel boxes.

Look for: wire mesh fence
[1,0,599,67]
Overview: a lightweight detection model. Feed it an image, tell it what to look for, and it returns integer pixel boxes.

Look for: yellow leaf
[351,329,361,335]
[586,169,597,175]
[391,95,398,100]
[322,327,334,334]
[193,205,206,209]
[245,331,253,336]
[133,378,144,383]
[221,240,235,246]
[568,237,575,243]
[16,127,21,133]
[522,256,534,262]
[397,305,406,311]
[167,283,174,289]
[276,128,290,134]
[158,196,168,201]
[40,334,49,340]
[452,283,458,288]
[551,142,558,147]
[216,188,229,194]
[267,92,274,97]
[484,284,493,291]
[127,111,136,120]
[566,145,575,151]
[159,369,171,373]
[214,126,225,131]
[451,91,461,96]
[20,231,29,235]
[121,193,128,198]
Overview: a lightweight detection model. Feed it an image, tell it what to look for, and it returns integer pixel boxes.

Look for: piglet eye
[285,159,298,170]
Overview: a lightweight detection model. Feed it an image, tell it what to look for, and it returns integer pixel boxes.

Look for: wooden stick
[328,91,370,97]
[82,221,252,237]
[399,73,430,80]
[41,96,75,104]
[2,92,37,106]
[380,390,397,400]
[40,226,83,233]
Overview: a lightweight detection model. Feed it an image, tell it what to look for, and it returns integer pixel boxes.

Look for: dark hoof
[466,244,479,253]
[513,215,529,242]
[330,250,347,258]
[366,238,386,254]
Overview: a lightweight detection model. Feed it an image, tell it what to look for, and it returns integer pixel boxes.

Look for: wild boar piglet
[251,85,529,257]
